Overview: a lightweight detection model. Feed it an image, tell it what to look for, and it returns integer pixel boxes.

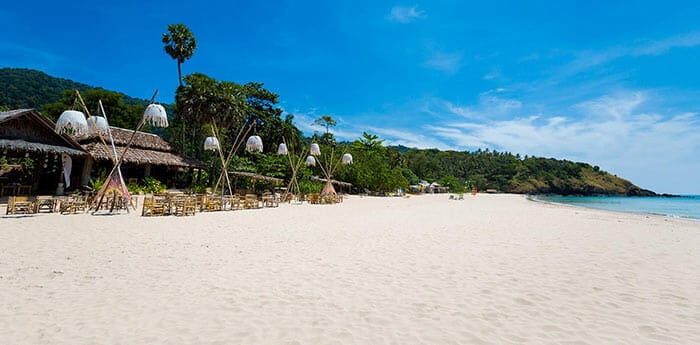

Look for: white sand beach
[0,194,698,344]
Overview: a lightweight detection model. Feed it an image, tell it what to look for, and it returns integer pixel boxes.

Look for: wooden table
[34,196,59,213]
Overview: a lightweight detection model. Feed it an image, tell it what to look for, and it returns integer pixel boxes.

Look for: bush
[126,181,142,194]
[140,177,165,194]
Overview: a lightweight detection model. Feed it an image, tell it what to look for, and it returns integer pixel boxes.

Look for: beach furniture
[59,195,88,214]
[244,194,260,209]
[6,196,35,214]
[171,195,196,216]
[34,196,58,213]
[141,195,167,216]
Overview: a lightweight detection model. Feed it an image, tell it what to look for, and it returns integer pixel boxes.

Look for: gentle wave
[531,195,700,220]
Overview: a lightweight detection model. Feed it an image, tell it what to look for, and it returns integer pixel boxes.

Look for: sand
[0,193,698,344]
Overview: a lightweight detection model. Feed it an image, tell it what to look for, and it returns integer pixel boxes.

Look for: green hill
[0,67,151,109]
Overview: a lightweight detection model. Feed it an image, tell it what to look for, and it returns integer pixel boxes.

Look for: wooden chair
[141,195,154,216]
[182,196,197,216]
[17,185,32,196]
[171,195,196,216]
[60,195,88,214]
[6,196,35,215]
[142,195,167,216]
[206,194,223,212]
[244,194,260,209]
[1,185,16,197]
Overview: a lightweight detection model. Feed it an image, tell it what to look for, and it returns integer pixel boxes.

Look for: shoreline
[527,193,700,223]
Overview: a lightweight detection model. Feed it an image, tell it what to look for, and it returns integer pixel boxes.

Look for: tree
[313,115,337,145]
[42,88,145,129]
[162,23,197,86]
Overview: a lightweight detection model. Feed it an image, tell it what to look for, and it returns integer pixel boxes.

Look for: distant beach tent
[246,135,263,152]
[142,104,169,127]
[277,143,288,155]
[305,155,316,166]
[86,116,109,135]
[203,136,220,151]
[310,143,321,156]
[55,110,88,135]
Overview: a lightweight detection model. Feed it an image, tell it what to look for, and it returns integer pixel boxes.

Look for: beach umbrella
[87,116,110,135]
[143,104,169,128]
[203,136,220,151]
[341,153,353,164]
[305,155,316,166]
[246,135,264,152]
[310,143,321,156]
[55,110,88,135]
[277,143,288,155]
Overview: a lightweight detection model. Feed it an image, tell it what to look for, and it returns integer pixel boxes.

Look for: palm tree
[162,23,197,86]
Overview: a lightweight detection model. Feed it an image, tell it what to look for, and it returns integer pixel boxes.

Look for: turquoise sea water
[535,195,700,220]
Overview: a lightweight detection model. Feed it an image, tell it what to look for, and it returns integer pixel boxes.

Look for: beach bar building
[0,109,87,196]
[77,127,205,187]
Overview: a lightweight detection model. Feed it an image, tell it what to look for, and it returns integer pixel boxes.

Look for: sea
[534,195,700,221]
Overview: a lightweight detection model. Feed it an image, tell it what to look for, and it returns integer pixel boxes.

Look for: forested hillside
[0,68,150,109]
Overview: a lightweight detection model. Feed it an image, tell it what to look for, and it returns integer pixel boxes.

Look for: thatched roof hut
[77,127,204,168]
[0,109,86,156]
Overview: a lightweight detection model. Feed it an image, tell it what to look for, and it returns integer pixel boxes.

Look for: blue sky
[2,1,700,194]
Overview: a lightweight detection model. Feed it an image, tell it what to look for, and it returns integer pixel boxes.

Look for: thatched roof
[229,171,284,183]
[77,126,205,168]
[0,109,87,156]
[77,127,173,151]
[81,142,204,168]
[0,139,85,156]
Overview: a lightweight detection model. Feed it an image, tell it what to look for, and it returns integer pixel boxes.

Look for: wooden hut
[76,127,205,187]
[0,109,87,196]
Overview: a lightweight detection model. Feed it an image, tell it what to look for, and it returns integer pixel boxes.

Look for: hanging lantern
[342,153,353,164]
[203,136,220,151]
[305,155,316,166]
[143,104,169,128]
[55,110,88,135]
[87,116,110,135]
[310,143,321,156]
[277,143,288,155]
[246,135,264,152]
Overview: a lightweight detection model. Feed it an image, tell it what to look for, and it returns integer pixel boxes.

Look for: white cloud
[441,92,522,119]
[424,91,700,193]
[387,5,426,23]
[424,51,463,74]
[366,126,452,150]
[561,31,700,77]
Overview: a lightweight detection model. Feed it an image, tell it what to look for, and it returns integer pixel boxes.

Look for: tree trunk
[177,61,182,86]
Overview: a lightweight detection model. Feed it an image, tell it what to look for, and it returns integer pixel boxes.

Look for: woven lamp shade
[277,143,288,155]
[87,116,109,135]
[143,104,169,128]
[203,136,220,151]
[246,135,264,152]
[305,155,316,166]
[56,110,88,135]
[310,143,321,156]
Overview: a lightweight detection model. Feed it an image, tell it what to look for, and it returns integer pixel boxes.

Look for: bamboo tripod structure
[72,90,133,213]
[209,121,255,210]
[280,137,307,202]
[92,89,160,213]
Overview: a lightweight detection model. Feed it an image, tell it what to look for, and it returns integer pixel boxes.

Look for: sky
[2,1,700,194]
